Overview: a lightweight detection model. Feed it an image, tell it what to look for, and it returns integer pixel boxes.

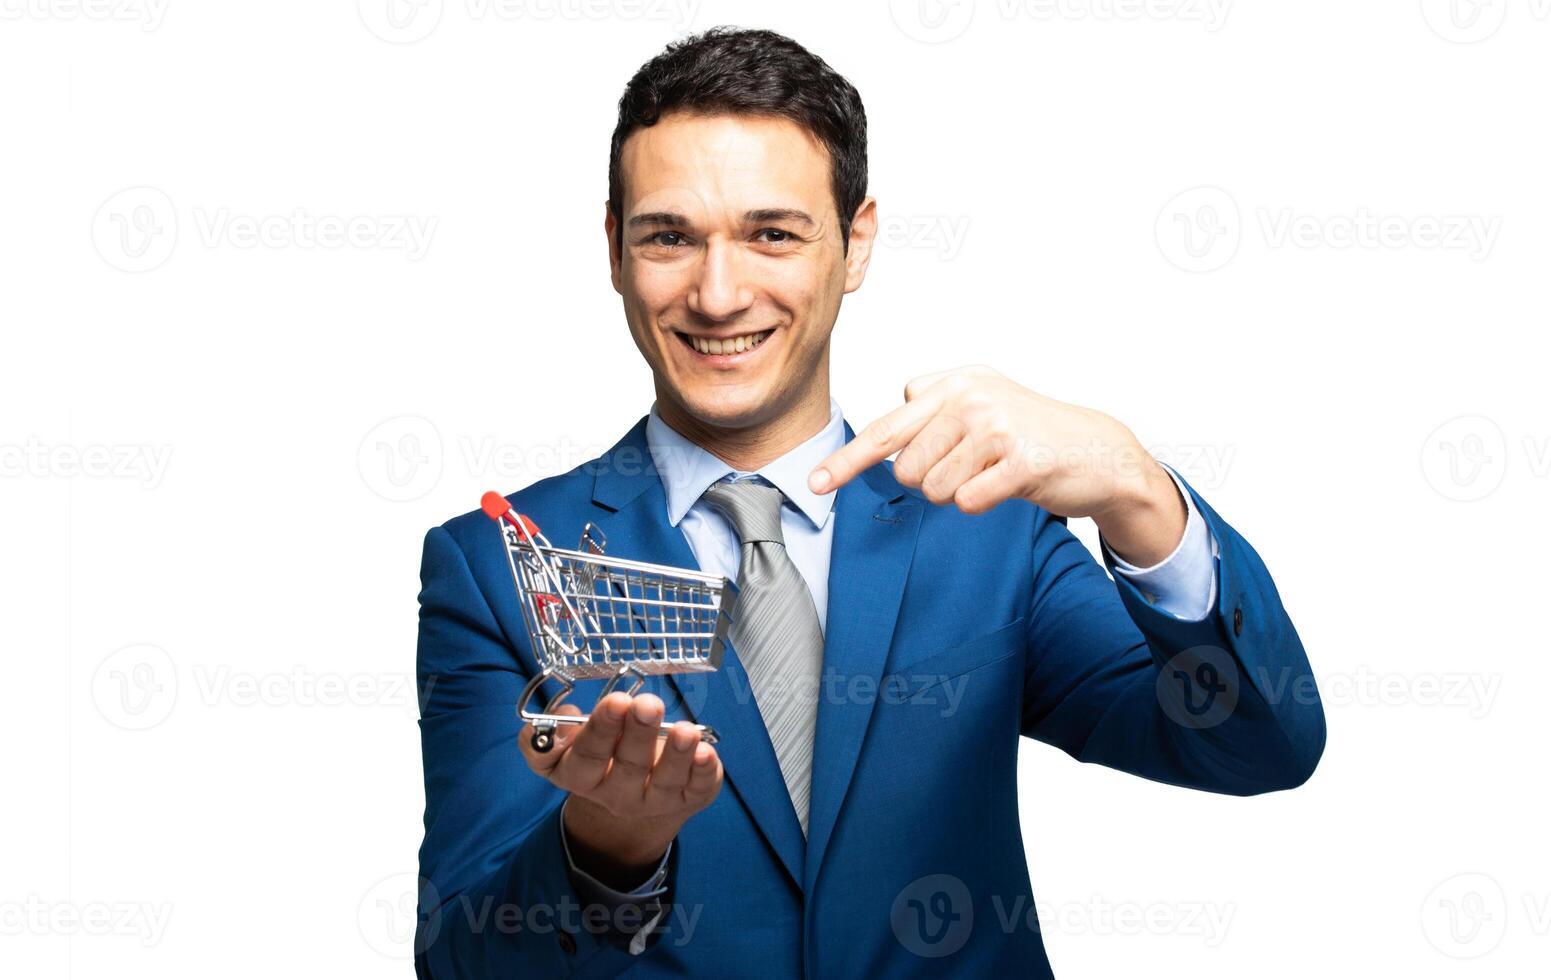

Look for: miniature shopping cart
[481,491,736,752]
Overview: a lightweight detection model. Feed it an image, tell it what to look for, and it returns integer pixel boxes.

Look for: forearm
[1092,458,1189,568]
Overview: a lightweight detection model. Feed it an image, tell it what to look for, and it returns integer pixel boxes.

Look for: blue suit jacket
[415,416,1325,978]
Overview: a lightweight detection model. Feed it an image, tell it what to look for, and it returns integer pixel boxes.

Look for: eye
[755,228,798,246]
[647,231,689,248]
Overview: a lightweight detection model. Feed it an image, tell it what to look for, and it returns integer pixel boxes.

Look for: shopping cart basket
[481,491,736,752]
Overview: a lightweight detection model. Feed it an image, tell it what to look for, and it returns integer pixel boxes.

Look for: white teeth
[688,330,771,355]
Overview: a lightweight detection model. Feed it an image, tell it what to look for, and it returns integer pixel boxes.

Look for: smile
[675,329,774,357]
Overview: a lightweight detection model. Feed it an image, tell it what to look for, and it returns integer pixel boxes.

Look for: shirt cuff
[1102,461,1219,621]
[558,796,673,955]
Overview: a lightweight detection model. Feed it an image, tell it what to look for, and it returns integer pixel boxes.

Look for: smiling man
[414,26,1324,978]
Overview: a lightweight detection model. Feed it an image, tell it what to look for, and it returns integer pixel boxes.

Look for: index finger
[809,393,941,494]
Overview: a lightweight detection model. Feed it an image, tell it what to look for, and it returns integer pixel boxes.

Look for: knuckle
[866,419,894,448]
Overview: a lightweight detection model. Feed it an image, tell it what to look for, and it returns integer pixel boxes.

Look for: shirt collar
[645,398,845,531]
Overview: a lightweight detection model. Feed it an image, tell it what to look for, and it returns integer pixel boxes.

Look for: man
[414,26,1324,978]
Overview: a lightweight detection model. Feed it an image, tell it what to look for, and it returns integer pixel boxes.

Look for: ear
[604,202,623,295]
[842,196,878,294]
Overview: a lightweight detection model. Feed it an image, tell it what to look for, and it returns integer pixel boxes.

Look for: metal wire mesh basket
[482,491,735,751]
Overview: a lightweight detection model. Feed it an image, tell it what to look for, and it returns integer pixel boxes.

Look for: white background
[3,0,1547,976]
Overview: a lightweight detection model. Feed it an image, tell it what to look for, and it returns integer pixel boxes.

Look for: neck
[654,379,832,473]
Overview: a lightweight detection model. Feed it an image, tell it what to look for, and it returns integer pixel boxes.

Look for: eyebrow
[627,208,818,230]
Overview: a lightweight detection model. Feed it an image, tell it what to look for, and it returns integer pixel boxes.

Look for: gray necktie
[702,478,822,836]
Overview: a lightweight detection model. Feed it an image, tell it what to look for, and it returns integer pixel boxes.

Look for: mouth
[674,328,775,362]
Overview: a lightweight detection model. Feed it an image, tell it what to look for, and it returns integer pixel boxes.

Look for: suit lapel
[803,423,924,891]
[590,418,806,888]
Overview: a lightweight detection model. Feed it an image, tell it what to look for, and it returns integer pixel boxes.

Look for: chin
[670,381,782,432]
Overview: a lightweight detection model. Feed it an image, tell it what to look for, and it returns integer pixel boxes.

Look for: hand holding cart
[481,491,736,752]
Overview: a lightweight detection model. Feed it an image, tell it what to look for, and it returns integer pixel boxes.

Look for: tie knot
[701,479,787,546]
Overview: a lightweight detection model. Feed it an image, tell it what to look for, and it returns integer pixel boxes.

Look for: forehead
[619,111,833,219]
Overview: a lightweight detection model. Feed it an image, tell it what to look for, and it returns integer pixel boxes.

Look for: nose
[686,237,755,322]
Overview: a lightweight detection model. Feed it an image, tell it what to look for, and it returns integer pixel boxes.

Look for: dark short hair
[608,26,868,255]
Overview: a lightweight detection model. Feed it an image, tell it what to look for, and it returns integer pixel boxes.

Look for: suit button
[558,930,577,955]
[1232,606,1243,637]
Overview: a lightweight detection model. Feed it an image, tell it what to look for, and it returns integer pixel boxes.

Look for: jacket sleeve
[414,524,672,977]
[1019,472,1326,796]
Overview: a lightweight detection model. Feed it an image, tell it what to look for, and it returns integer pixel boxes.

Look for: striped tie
[701,478,822,836]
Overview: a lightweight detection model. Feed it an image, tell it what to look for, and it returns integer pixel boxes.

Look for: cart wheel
[531,727,555,753]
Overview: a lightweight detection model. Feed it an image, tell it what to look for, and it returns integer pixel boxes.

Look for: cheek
[627,260,690,313]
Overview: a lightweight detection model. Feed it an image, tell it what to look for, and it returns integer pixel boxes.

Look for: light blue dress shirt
[562,397,1220,952]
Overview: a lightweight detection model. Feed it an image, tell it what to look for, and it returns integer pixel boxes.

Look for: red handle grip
[480,491,540,537]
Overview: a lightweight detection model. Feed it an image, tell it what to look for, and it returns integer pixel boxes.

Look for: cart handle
[481,491,540,537]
